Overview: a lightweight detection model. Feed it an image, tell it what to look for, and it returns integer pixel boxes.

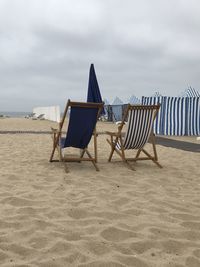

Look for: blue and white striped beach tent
[142,96,163,135]
[186,97,200,135]
[129,95,141,104]
[142,95,200,136]
[179,87,200,135]
[161,97,188,135]
[179,87,200,97]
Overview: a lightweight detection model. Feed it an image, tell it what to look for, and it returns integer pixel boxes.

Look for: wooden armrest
[116,121,127,126]
[51,127,60,133]
[115,121,123,126]
[105,131,120,137]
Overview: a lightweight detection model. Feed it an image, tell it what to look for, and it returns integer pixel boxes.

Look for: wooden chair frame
[106,104,162,171]
[50,100,103,172]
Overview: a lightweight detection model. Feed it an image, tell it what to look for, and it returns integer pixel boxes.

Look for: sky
[0,0,200,111]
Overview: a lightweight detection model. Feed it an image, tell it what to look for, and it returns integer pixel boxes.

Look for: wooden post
[94,127,98,163]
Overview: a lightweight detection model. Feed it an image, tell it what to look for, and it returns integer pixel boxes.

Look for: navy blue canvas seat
[50,100,103,172]
[63,106,99,149]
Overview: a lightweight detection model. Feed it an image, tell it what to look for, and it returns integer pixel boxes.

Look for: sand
[0,118,199,267]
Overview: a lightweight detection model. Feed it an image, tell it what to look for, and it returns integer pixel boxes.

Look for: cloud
[0,0,200,110]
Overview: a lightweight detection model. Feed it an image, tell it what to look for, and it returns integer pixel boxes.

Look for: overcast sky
[0,0,200,111]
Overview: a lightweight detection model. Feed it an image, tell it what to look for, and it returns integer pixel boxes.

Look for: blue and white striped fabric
[187,87,200,97]
[179,87,200,97]
[129,95,141,105]
[116,107,157,150]
[186,97,200,135]
[142,96,200,136]
[142,97,162,134]
[162,97,187,135]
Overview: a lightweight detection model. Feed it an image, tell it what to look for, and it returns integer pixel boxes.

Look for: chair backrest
[63,101,103,149]
[122,105,160,150]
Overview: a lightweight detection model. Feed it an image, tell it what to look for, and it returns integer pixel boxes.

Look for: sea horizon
[0,111,32,118]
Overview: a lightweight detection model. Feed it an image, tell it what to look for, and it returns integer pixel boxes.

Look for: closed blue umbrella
[86,64,105,162]
[87,64,105,114]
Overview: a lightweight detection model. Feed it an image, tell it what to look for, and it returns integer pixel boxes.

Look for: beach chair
[106,104,162,170]
[32,114,45,120]
[50,100,104,172]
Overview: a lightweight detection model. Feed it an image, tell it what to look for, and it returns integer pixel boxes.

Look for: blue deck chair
[106,104,162,170]
[50,100,104,171]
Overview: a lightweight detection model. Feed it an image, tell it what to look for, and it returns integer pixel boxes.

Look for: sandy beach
[0,118,199,267]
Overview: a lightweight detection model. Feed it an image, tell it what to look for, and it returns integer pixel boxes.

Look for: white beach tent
[103,98,110,105]
[112,97,123,105]
[33,106,60,122]
[111,97,124,121]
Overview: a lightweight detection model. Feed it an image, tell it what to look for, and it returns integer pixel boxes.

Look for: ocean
[0,111,31,118]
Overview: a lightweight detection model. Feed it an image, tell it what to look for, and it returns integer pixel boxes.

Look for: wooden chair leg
[120,137,126,162]
[80,149,85,158]
[85,149,99,171]
[50,132,61,162]
[151,135,158,161]
[50,142,57,162]
[142,149,162,168]
[93,128,98,163]
[135,148,142,159]
[120,140,136,171]
[107,138,115,162]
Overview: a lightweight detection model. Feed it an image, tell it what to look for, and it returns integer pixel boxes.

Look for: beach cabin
[142,88,200,136]
[128,95,141,105]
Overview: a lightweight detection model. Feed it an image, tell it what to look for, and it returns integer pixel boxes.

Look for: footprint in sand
[29,236,49,249]
[101,227,136,242]
[78,261,125,267]
[116,255,149,267]
[160,239,186,255]
[64,232,82,241]
[185,256,200,267]
[170,213,200,221]
[193,249,200,258]
[130,240,158,254]
[1,196,40,207]
[68,208,88,220]
[181,221,200,231]
[0,251,9,262]
[85,240,111,256]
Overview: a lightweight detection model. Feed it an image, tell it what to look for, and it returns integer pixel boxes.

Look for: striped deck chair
[50,100,104,172]
[106,104,162,170]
